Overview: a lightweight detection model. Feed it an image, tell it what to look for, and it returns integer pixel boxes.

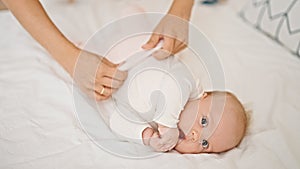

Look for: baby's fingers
[149,133,165,151]
[160,145,173,152]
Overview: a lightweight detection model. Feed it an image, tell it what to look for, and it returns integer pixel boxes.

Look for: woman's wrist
[52,42,81,77]
[168,0,194,20]
[2,0,82,77]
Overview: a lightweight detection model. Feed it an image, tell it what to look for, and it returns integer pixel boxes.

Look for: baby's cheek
[174,143,186,153]
[175,141,200,154]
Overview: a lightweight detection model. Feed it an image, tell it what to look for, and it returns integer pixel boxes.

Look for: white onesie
[108,52,203,144]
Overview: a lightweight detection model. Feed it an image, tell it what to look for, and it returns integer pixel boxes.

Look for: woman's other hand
[142,0,194,60]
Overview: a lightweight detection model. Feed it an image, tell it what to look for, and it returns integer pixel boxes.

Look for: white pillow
[240,0,300,56]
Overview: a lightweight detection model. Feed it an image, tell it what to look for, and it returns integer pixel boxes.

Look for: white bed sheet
[0,0,300,168]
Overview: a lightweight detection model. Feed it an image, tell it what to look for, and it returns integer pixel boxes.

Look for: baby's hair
[227,92,248,146]
[206,91,249,148]
[242,102,253,136]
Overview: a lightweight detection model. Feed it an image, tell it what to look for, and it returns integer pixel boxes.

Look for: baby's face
[175,92,246,154]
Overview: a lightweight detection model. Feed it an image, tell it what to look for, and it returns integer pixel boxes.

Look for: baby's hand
[149,124,179,152]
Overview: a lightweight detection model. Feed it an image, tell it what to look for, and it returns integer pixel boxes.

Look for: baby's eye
[201,139,209,149]
[200,116,208,127]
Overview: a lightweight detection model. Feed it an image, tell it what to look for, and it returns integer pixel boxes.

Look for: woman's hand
[142,15,189,60]
[2,0,128,100]
[73,50,127,101]
[142,0,194,60]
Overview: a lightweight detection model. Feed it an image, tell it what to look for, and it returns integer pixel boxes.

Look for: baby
[143,91,247,153]
[102,36,247,153]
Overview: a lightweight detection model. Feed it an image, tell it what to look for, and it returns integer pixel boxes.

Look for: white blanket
[0,0,299,168]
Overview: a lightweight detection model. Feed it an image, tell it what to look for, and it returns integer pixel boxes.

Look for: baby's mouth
[178,127,186,140]
[176,128,186,146]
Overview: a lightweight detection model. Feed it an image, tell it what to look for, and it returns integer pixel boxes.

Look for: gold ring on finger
[100,87,105,95]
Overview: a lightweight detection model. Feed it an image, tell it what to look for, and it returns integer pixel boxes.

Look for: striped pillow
[240,0,300,57]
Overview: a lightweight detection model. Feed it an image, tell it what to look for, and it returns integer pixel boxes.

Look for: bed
[0,0,299,168]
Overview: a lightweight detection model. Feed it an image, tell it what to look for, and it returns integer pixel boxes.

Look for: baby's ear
[200,92,208,100]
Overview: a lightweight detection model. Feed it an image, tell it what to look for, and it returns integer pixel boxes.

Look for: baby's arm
[146,70,187,151]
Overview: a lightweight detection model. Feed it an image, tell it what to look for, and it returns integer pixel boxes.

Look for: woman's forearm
[2,0,79,74]
[168,0,194,20]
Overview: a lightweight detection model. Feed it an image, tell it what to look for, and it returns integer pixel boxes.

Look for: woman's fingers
[96,76,123,89]
[142,13,189,60]
[151,35,187,60]
[153,36,174,60]
[95,64,122,96]
[100,57,119,67]
[101,65,128,81]
[142,33,160,50]
[94,92,109,101]
[110,69,128,81]
[173,40,187,54]
[92,57,128,100]
[95,85,115,97]
[162,36,175,54]
[74,50,128,101]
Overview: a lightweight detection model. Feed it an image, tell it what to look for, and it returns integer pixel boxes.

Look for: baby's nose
[191,130,200,142]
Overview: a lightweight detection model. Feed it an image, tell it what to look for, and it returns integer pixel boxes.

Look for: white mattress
[0,0,300,168]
